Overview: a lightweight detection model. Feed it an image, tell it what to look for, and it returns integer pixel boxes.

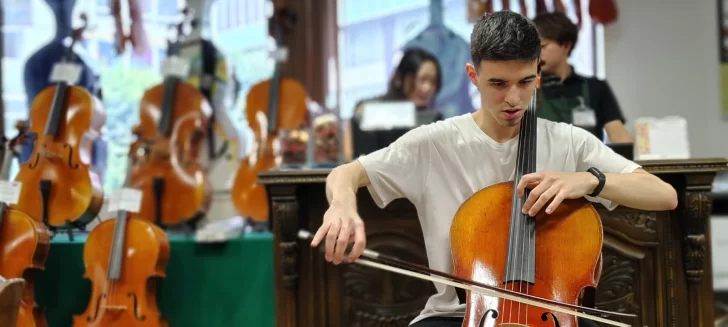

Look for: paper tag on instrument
[0,181,21,205]
[270,47,288,62]
[161,56,191,78]
[49,63,83,84]
[107,188,143,213]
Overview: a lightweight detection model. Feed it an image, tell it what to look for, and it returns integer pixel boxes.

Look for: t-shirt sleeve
[571,125,641,211]
[357,126,432,208]
[595,79,626,124]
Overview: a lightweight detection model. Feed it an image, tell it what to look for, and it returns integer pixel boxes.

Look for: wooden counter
[259,158,728,327]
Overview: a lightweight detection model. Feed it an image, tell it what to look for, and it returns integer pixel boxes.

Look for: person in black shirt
[533,12,633,143]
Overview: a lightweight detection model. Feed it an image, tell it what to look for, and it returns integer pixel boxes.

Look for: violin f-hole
[63,143,79,169]
[479,309,498,327]
[540,312,560,327]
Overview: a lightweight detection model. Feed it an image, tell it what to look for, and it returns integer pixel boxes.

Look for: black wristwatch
[587,167,605,197]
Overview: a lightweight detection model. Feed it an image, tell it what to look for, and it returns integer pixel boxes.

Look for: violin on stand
[231,3,307,228]
[303,86,638,327]
[12,14,105,240]
[129,10,212,232]
[0,43,50,325]
[0,132,51,327]
[73,147,169,327]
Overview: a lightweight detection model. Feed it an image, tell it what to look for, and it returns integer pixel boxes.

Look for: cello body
[12,84,105,228]
[450,181,602,327]
[72,218,169,327]
[0,207,50,327]
[129,79,212,227]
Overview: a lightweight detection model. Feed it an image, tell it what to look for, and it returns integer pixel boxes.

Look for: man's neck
[472,110,520,143]
[554,62,572,81]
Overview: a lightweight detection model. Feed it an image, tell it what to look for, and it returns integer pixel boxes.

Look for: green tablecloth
[34,231,275,327]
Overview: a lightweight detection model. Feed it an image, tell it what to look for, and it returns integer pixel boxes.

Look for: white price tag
[161,56,191,78]
[49,63,83,84]
[108,187,143,214]
[0,181,21,205]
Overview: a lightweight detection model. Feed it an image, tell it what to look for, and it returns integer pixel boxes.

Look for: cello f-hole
[28,152,40,169]
[479,309,499,327]
[127,292,146,321]
[540,312,561,327]
[63,143,80,169]
[86,294,104,321]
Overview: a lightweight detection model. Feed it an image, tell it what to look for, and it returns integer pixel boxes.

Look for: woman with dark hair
[342,48,443,161]
[359,47,442,110]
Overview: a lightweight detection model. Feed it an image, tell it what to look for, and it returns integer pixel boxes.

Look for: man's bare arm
[325,160,371,207]
[589,168,678,211]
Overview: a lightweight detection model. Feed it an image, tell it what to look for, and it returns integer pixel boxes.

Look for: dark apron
[537,80,589,123]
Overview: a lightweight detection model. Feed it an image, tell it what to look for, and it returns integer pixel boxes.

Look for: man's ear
[465,63,478,88]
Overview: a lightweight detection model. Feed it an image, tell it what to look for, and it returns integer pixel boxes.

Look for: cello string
[505,87,528,322]
[517,87,537,323]
[523,87,538,323]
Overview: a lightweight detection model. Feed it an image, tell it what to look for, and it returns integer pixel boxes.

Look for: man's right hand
[310,202,366,264]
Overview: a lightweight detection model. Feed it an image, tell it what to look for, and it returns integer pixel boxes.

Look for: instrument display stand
[40,179,86,241]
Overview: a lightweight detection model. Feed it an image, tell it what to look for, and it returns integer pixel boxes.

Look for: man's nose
[505,86,520,107]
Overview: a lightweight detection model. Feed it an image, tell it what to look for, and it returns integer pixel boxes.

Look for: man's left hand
[516,171,598,216]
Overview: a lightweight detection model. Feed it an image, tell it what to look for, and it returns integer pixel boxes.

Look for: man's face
[539,38,570,74]
[466,60,539,127]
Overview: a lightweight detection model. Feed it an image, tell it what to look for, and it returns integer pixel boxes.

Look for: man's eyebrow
[487,75,537,83]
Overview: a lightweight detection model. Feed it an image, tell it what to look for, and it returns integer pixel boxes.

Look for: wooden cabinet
[259,158,727,327]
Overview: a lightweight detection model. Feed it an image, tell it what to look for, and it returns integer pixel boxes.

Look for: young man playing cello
[311,11,677,327]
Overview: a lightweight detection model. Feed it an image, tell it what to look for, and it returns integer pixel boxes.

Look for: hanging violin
[0,115,51,327]
[128,9,212,230]
[231,4,307,225]
[11,13,105,234]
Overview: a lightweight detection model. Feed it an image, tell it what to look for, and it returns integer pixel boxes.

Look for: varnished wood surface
[260,158,728,327]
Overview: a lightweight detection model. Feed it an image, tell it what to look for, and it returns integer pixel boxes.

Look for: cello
[129,10,212,230]
[302,86,638,327]
[231,4,307,225]
[73,145,169,327]
[0,114,51,327]
[12,14,105,235]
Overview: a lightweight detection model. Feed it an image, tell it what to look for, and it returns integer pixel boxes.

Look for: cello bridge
[102,304,127,312]
[499,324,528,327]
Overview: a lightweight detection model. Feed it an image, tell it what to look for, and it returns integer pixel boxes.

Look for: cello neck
[106,156,135,280]
[503,87,539,285]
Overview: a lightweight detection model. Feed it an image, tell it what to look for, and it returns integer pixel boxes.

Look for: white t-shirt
[357,113,641,325]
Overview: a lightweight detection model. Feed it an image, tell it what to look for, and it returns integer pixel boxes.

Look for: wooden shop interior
[0,0,726,326]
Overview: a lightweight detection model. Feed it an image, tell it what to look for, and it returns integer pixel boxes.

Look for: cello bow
[298,230,635,327]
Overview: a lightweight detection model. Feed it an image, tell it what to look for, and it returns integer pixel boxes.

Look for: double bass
[302,86,637,327]
[12,14,105,233]
[73,147,169,327]
[129,10,212,230]
[231,5,307,224]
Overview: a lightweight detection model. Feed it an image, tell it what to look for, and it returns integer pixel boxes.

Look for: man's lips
[502,109,522,119]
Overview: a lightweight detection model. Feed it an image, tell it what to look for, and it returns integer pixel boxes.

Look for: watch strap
[587,167,605,197]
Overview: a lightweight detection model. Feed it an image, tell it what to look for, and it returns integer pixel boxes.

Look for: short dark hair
[470,10,541,68]
[532,12,579,56]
